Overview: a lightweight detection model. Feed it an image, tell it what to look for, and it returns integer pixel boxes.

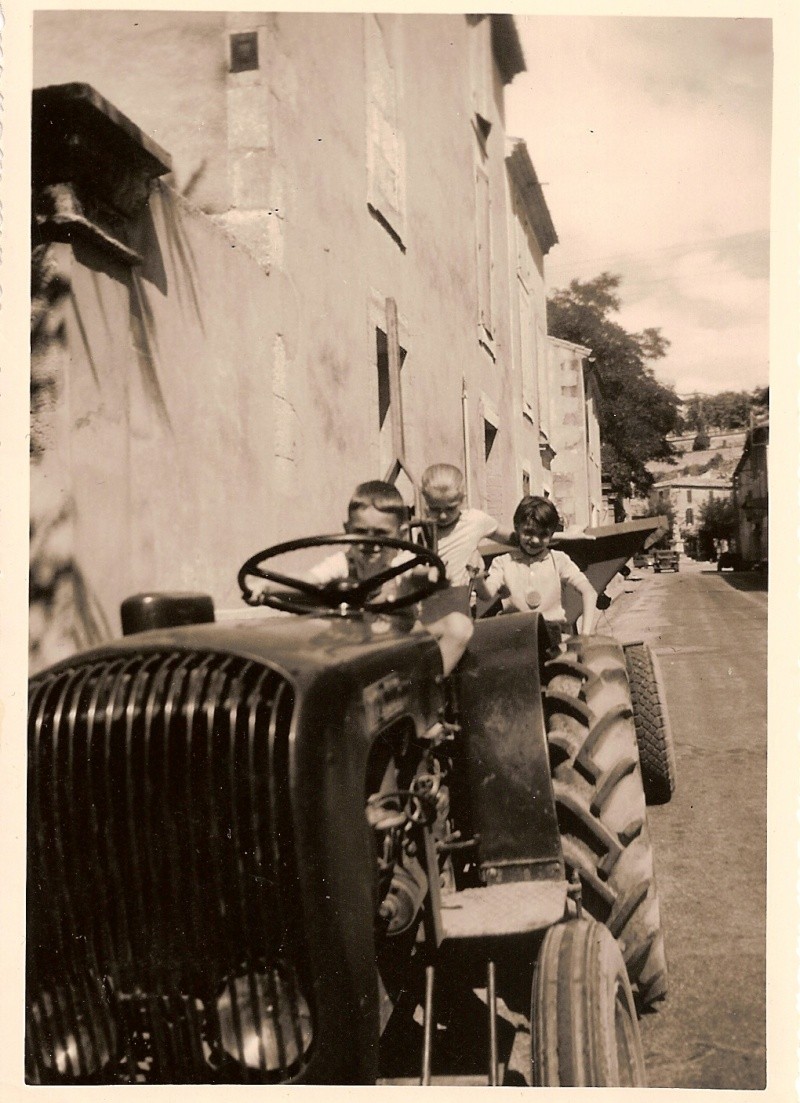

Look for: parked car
[717,551,743,571]
[653,549,680,573]
[632,551,651,569]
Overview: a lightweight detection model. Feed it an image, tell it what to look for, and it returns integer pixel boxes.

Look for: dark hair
[348,480,408,523]
[513,495,560,532]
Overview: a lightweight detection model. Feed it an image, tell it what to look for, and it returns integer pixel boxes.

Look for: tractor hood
[38,611,438,688]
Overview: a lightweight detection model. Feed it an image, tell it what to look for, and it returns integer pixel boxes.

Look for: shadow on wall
[30,183,215,670]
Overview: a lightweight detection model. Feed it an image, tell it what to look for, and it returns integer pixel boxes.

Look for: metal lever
[420,964,435,1085]
[487,959,498,1085]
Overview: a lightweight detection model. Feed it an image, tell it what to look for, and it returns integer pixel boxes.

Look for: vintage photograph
[20,7,777,1089]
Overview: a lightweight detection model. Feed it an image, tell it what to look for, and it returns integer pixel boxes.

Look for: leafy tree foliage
[680,388,768,433]
[696,495,736,558]
[547,273,680,499]
[646,491,675,546]
[698,495,736,540]
[752,385,769,409]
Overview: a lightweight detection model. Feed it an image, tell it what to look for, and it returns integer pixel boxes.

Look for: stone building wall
[546,337,599,530]
[31,16,558,668]
[30,181,283,672]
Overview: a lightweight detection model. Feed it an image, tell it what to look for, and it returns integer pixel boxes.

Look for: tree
[646,490,675,546]
[681,388,768,433]
[697,496,736,559]
[751,385,769,410]
[547,273,680,499]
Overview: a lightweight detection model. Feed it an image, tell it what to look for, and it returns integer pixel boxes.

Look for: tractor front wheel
[531,917,647,1086]
[624,642,677,805]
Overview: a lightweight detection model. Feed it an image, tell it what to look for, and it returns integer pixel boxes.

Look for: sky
[505,16,773,397]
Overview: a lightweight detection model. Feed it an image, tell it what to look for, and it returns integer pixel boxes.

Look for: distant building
[546,338,605,529]
[732,418,768,565]
[650,475,732,555]
[625,418,745,532]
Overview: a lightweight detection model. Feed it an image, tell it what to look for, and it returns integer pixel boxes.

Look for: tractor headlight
[216,966,313,1073]
[27,977,117,1079]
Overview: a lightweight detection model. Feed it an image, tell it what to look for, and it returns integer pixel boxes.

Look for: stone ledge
[32,83,173,265]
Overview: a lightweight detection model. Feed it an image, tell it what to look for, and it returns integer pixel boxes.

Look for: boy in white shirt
[478,495,597,643]
[420,464,514,585]
[306,480,474,676]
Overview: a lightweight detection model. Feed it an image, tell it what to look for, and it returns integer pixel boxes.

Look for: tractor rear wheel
[531,917,646,1086]
[624,642,677,805]
[542,634,668,1009]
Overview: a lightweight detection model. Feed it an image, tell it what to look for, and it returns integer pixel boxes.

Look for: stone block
[230,149,272,208]
[227,85,270,150]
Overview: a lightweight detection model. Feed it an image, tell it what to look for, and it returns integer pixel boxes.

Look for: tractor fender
[453,612,564,884]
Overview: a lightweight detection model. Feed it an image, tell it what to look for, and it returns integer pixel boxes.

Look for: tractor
[26,516,675,1086]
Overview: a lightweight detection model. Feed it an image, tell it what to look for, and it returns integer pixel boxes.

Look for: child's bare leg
[425,611,474,676]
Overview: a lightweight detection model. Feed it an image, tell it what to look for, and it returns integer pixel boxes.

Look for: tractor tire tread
[624,643,677,805]
[545,634,668,1009]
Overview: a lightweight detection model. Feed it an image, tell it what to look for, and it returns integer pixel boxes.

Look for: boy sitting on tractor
[476,495,597,651]
[258,480,474,677]
[420,463,515,585]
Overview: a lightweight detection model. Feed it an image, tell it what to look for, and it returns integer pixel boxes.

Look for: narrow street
[605,557,767,1089]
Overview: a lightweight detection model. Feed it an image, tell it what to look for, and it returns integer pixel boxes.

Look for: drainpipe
[462,378,473,506]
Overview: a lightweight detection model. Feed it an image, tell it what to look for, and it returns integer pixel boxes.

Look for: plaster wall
[30,186,282,670]
[34,11,231,212]
[34,12,525,528]
[31,14,546,667]
[547,340,598,529]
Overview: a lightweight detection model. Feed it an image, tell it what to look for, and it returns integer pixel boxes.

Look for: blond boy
[420,464,514,585]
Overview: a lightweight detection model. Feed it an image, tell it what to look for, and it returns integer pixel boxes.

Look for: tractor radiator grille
[26,650,313,1083]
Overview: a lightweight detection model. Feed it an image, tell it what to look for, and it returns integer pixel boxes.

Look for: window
[535,325,548,437]
[475,165,493,348]
[484,417,501,515]
[484,419,497,459]
[229,31,258,72]
[481,393,502,518]
[375,326,407,475]
[468,15,492,153]
[685,508,694,525]
[517,280,535,418]
[686,489,692,503]
[522,468,531,496]
[365,15,405,247]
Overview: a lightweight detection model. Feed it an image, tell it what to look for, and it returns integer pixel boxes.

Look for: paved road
[605,558,767,1089]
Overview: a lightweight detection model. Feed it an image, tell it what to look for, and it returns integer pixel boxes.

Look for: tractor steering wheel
[238,534,447,614]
